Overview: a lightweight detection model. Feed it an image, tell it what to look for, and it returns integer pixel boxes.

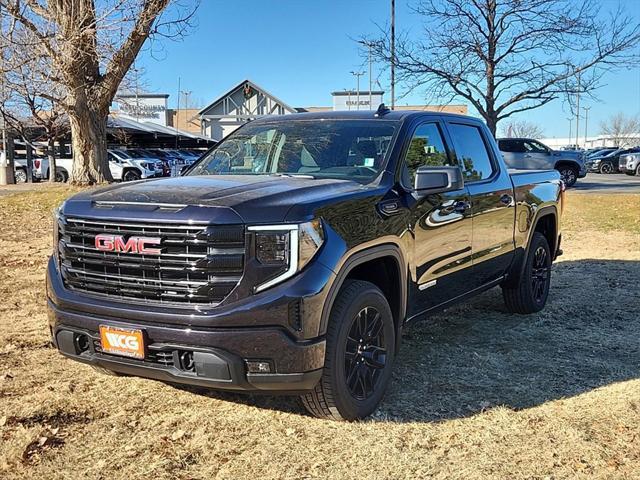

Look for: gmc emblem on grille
[94,234,162,254]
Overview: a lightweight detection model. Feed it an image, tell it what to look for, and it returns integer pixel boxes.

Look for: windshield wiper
[269,173,315,179]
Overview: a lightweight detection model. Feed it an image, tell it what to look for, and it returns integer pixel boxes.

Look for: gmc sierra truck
[47,108,563,420]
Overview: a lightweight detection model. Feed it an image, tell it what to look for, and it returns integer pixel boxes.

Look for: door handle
[377,199,402,217]
[441,200,471,215]
[500,194,513,205]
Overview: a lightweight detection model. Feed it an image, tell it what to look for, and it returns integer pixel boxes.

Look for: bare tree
[600,113,640,147]
[0,43,69,183]
[1,0,198,185]
[365,0,640,136]
[500,120,544,139]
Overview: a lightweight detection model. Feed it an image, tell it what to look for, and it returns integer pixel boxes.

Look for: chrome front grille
[58,217,245,304]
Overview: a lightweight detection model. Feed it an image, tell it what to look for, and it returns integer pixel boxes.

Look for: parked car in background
[108,149,164,181]
[497,137,586,187]
[620,151,640,176]
[13,158,43,183]
[586,148,616,159]
[34,157,74,183]
[587,147,640,174]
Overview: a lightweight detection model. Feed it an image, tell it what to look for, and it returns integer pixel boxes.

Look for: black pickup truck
[47,108,563,420]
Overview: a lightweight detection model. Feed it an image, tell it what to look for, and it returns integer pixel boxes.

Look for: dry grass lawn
[0,184,639,479]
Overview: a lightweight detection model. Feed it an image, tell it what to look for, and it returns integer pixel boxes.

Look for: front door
[403,120,474,316]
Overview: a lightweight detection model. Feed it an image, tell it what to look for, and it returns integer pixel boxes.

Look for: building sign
[332,91,384,111]
[113,93,169,126]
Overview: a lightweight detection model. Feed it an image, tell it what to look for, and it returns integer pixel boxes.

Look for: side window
[499,139,525,153]
[447,123,494,182]
[403,122,450,186]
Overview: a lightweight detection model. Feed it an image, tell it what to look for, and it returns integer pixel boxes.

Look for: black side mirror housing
[414,166,464,196]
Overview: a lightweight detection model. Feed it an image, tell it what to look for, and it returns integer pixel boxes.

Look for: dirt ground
[0,185,639,479]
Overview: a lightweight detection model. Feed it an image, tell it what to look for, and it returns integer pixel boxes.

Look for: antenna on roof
[375,103,391,117]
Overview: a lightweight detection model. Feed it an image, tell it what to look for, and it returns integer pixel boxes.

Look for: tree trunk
[48,137,57,183]
[486,115,498,137]
[68,100,113,185]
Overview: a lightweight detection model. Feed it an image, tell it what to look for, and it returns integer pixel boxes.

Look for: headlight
[249,219,324,292]
[52,201,66,260]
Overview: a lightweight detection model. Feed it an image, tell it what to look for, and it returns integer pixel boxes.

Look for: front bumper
[47,255,333,393]
[578,164,588,178]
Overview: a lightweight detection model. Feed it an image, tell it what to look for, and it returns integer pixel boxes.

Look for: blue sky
[137,0,640,139]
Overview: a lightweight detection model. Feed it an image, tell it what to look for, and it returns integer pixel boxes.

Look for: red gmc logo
[94,234,162,255]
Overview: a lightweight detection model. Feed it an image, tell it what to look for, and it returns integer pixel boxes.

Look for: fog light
[73,333,90,353]
[245,360,272,373]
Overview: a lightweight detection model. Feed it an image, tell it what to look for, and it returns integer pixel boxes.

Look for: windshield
[189,119,397,183]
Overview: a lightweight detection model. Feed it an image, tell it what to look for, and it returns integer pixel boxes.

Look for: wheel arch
[505,205,558,287]
[319,244,407,343]
[555,160,580,171]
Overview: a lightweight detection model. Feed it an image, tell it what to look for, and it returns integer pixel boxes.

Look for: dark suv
[48,110,563,420]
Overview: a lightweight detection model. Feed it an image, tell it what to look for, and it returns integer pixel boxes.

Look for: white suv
[108,149,163,181]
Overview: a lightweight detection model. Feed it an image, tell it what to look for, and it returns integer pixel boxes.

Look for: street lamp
[350,71,365,110]
[357,40,374,110]
[583,106,591,148]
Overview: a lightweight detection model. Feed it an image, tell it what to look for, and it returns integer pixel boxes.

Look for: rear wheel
[502,232,552,314]
[636,164,640,176]
[301,280,395,420]
[55,168,68,183]
[557,166,578,187]
[14,168,27,184]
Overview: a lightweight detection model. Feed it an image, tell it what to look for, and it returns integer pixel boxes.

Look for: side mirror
[414,166,464,196]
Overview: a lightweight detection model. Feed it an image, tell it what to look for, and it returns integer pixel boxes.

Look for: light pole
[350,71,365,110]
[390,0,395,110]
[357,40,374,110]
[575,70,581,148]
[567,117,573,142]
[583,106,591,148]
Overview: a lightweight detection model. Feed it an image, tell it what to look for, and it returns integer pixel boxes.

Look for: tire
[599,162,614,174]
[123,169,141,182]
[14,168,27,184]
[502,232,552,314]
[636,164,640,176]
[55,168,68,183]
[301,280,395,421]
[557,165,578,187]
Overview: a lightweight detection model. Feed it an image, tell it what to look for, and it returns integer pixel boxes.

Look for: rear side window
[448,123,494,182]
[402,123,450,186]
[498,139,525,153]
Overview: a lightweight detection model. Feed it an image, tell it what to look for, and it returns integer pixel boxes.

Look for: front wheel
[301,280,395,420]
[557,166,578,187]
[502,232,552,314]
[123,169,142,182]
[599,162,614,174]
[636,164,640,176]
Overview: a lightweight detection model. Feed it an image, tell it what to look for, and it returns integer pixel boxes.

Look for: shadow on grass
[170,259,640,422]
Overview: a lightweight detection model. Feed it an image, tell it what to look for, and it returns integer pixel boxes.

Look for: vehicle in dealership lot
[32,157,74,183]
[497,137,586,187]
[107,149,164,181]
[586,147,616,159]
[620,151,640,176]
[48,110,563,420]
[14,158,42,183]
[586,147,640,174]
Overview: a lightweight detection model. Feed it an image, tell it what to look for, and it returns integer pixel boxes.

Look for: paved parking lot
[573,172,640,194]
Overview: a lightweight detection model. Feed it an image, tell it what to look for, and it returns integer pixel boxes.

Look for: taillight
[34,159,41,168]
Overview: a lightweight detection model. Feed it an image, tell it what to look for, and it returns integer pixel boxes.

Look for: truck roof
[258,109,478,123]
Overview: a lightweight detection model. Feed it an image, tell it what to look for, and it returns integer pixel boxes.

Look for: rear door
[445,121,516,288]
[403,119,474,315]
[498,139,527,168]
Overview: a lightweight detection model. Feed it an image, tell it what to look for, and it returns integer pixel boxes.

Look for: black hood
[63,175,372,224]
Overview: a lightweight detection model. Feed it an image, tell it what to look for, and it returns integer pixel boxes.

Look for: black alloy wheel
[530,245,550,304]
[301,280,396,420]
[599,162,614,174]
[344,306,388,401]
[502,232,552,314]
